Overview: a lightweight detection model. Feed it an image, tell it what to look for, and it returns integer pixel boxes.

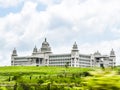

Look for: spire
[74,42,77,46]
[33,45,37,53]
[110,48,115,56]
[12,48,17,56]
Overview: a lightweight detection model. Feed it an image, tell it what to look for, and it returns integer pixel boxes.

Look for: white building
[11,38,116,67]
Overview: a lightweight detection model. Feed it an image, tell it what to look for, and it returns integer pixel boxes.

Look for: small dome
[72,42,78,50]
[94,51,101,56]
[12,48,17,56]
[110,48,115,56]
[33,46,37,53]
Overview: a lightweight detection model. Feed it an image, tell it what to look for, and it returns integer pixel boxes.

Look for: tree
[65,62,69,68]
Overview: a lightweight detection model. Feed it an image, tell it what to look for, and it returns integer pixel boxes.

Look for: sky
[0,0,120,66]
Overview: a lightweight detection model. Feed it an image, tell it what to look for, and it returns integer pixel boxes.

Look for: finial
[45,38,47,42]
[74,41,77,46]
[112,48,114,51]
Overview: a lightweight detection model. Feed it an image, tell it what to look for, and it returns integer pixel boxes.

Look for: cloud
[0,0,120,66]
[0,0,23,8]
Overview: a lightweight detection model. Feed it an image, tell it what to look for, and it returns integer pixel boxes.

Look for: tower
[110,49,116,67]
[71,42,79,67]
[38,38,52,66]
[11,48,18,65]
[93,51,102,67]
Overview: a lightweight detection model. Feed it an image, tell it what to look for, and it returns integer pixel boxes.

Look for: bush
[38,79,44,84]
[12,75,21,80]
[82,70,120,90]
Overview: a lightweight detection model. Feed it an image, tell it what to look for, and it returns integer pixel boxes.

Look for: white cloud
[0,0,120,66]
[46,0,120,34]
[0,0,23,7]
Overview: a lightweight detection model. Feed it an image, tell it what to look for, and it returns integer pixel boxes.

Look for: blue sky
[0,0,120,66]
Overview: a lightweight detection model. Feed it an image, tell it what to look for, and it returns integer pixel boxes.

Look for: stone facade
[11,38,116,67]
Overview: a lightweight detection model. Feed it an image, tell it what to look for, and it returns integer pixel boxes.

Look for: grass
[0,66,119,90]
[0,66,92,75]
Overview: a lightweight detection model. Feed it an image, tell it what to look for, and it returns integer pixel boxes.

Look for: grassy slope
[0,66,92,86]
[0,66,120,89]
[0,66,92,75]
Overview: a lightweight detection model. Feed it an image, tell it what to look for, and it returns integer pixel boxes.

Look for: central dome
[40,38,52,53]
[42,38,49,46]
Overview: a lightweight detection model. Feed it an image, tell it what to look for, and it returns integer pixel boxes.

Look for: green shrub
[12,75,21,81]
[38,79,44,84]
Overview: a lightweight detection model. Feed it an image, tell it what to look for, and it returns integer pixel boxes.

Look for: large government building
[11,38,116,67]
